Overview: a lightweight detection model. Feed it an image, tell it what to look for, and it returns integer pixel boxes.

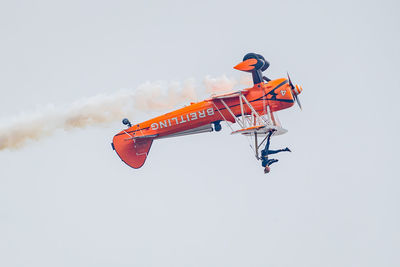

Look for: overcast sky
[1,0,399,266]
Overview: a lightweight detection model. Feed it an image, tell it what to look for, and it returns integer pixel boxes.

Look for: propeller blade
[288,72,302,110]
[294,94,303,110]
[287,72,294,89]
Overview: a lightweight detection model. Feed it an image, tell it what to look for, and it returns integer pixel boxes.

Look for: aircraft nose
[294,84,303,95]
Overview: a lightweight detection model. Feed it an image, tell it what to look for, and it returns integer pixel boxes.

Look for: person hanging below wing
[260,130,291,174]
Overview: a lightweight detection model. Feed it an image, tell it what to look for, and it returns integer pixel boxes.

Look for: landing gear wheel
[213,121,222,132]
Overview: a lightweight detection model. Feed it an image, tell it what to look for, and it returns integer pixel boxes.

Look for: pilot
[234,53,271,84]
[254,53,272,82]
[261,130,291,174]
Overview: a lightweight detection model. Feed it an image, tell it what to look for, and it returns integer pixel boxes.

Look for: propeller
[287,73,302,110]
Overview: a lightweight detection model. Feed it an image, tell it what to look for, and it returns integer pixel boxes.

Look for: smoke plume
[0,75,248,150]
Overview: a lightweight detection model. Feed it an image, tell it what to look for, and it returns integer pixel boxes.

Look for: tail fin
[112,133,154,169]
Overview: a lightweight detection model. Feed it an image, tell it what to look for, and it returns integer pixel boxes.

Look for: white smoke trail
[0,75,247,150]
[204,75,237,93]
[0,90,136,150]
[133,79,198,111]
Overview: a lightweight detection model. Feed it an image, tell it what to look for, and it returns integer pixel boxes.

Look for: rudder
[112,134,153,169]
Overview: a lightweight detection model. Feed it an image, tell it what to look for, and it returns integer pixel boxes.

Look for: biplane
[112,53,302,169]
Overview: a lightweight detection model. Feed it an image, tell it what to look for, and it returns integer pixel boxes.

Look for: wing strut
[212,91,288,159]
[240,94,270,126]
[255,132,259,159]
[220,99,244,128]
[212,102,235,132]
[239,95,246,127]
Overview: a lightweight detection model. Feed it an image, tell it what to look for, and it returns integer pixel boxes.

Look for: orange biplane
[112,53,302,169]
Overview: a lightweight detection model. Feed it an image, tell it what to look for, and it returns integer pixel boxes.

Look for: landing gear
[213,121,222,132]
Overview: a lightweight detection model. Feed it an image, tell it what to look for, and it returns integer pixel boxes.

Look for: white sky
[1,0,399,266]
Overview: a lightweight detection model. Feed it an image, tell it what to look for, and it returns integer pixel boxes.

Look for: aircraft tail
[112,134,154,169]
